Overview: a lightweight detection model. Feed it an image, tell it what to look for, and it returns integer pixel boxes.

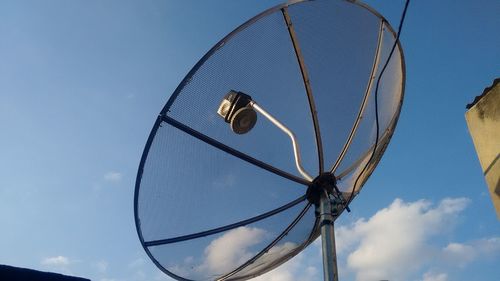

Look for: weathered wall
[465,79,500,219]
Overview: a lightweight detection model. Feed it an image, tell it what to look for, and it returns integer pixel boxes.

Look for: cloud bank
[333,197,500,281]
[40,255,73,275]
[203,226,266,274]
[160,197,498,281]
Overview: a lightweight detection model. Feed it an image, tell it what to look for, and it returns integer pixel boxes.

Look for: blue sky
[0,1,499,281]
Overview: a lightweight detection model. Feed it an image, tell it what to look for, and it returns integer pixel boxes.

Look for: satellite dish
[134,0,405,280]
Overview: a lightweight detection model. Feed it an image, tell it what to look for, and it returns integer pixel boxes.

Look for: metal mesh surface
[135,0,404,280]
[138,121,306,241]
[334,22,404,193]
[165,9,318,178]
[147,201,311,281]
[226,206,318,280]
[287,0,381,172]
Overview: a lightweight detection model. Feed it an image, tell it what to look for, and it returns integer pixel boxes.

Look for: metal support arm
[250,101,313,182]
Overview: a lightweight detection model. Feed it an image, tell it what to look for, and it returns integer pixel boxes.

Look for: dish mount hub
[306,173,337,205]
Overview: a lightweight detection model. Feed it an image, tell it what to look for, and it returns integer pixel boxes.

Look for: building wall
[465,79,500,219]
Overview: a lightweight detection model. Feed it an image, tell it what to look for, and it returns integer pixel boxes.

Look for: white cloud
[422,271,448,281]
[442,243,475,266]
[93,260,108,273]
[132,270,147,280]
[237,242,298,279]
[104,171,123,182]
[252,249,323,281]
[202,226,266,274]
[253,248,320,281]
[474,236,500,253]
[128,257,146,268]
[335,197,470,281]
[212,173,236,189]
[154,271,173,281]
[41,255,70,266]
[437,197,470,214]
[165,226,312,279]
[40,255,73,275]
[441,237,500,267]
[158,197,498,281]
[104,171,122,182]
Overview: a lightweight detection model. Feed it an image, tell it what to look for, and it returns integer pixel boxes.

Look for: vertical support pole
[319,192,339,281]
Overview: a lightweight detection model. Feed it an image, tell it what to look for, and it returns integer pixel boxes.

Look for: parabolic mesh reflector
[135,0,404,280]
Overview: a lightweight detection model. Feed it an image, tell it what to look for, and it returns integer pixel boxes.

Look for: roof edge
[466,77,500,109]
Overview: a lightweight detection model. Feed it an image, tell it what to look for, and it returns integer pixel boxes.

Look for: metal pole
[319,192,339,281]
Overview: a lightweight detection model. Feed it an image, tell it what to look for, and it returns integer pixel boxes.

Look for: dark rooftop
[0,264,90,281]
